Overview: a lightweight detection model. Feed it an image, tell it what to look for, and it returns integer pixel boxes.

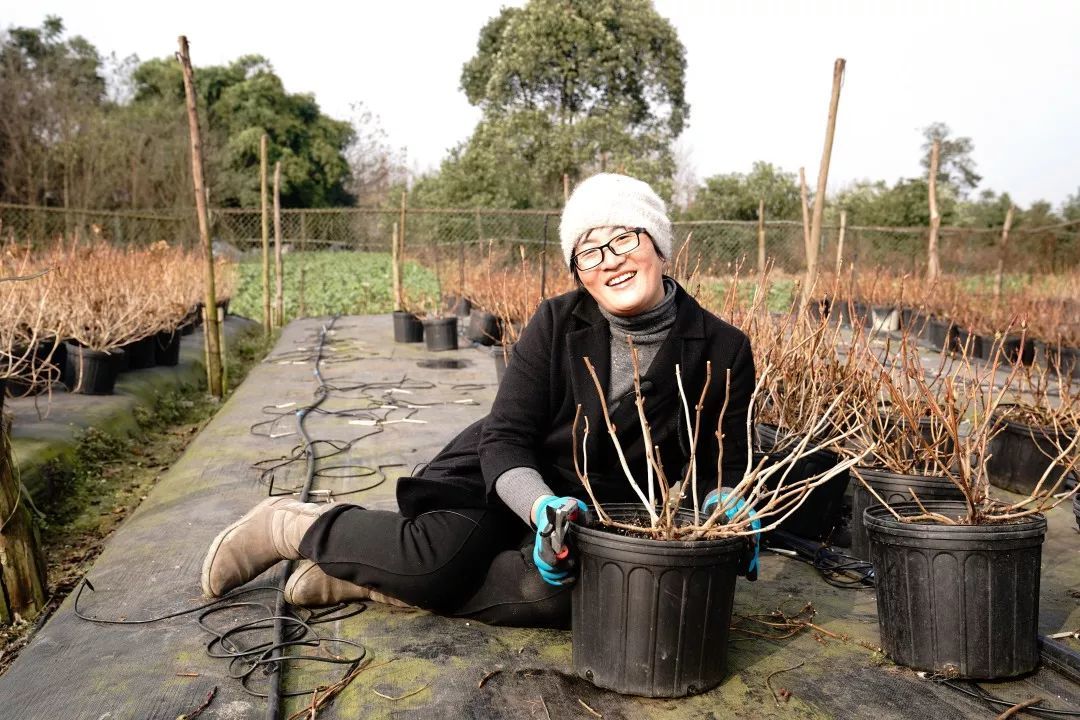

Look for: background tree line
[2,8,1077,229]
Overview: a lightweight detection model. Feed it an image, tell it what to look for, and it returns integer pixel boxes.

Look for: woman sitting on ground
[202,172,755,627]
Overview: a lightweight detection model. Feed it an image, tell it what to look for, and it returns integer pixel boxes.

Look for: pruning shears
[537,498,586,568]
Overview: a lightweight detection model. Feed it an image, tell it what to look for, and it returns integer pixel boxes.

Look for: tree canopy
[680,162,802,222]
[419,0,689,208]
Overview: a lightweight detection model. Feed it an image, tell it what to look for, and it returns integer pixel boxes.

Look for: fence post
[927,139,942,281]
[993,205,1015,300]
[273,161,284,327]
[260,134,271,334]
[391,222,402,311]
[177,35,223,399]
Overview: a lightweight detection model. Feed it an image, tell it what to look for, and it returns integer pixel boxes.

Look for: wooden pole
[993,205,1015,300]
[835,210,847,275]
[273,161,283,327]
[260,134,270,334]
[177,35,223,398]
[563,173,570,203]
[756,199,766,272]
[807,58,846,303]
[927,138,942,281]
[0,417,47,623]
[391,221,402,311]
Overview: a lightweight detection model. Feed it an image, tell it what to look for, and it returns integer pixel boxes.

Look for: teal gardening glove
[532,496,588,586]
[703,488,760,581]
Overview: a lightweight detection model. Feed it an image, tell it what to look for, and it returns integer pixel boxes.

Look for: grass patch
[230,251,439,322]
[699,277,799,314]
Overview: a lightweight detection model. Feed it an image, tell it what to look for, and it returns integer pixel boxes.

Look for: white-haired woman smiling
[202,173,755,627]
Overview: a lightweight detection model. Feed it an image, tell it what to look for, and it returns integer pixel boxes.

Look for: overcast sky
[5,1,1079,208]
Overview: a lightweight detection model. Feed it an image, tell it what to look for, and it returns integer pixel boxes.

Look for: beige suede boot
[201,497,330,598]
[283,559,415,609]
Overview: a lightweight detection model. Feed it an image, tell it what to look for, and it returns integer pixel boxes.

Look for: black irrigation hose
[930,675,1080,718]
[766,530,876,589]
[73,317,492,716]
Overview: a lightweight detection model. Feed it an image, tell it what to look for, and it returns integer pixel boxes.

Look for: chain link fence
[2,202,1077,277]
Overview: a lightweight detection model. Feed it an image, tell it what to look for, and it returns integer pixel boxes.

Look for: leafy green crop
[230,251,439,322]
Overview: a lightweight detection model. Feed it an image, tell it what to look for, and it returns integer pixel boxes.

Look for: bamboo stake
[563,173,570,203]
[176,35,222,398]
[835,210,847,275]
[273,161,283,327]
[993,205,1015,300]
[807,59,845,295]
[927,139,942,281]
[399,190,407,268]
[391,222,402,311]
[757,199,766,272]
[260,133,270,334]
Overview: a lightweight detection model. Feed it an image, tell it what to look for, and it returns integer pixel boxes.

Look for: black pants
[299,504,571,627]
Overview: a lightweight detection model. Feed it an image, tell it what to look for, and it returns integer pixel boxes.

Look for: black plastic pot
[1048,345,1080,380]
[493,344,512,383]
[63,342,122,395]
[120,335,157,371]
[392,311,424,343]
[850,466,965,561]
[754,424,849,540]
[865,501,1046,679]
[453,297,472,317]
[986,406,1076,495]
[1000,335,1035,365]
[6,337,64,397]
[900,308,928,337]
[851,301,871,328]
[423,317,458,351]
[571,504,746,697]
[871,306,899,333]
[466,311,502,346]
[155,330,182,366]
[925,316,956,352]
[949,326,983,357]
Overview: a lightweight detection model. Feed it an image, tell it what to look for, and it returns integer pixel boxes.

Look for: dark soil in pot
[985,406,1077,495]
[63,342,123,395]
[154,330,182,366]
[422,317,458,351]
[571,503,747,698]
[849,466,965,560]
[754,424,849,540]
[466,311,502,346]
[392,311,424,343]
[865,501,1046,679]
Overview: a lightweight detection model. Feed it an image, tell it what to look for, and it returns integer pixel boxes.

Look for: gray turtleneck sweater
[495,278,679,526]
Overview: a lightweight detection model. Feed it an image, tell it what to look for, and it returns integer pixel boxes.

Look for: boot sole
[201,496,294,597]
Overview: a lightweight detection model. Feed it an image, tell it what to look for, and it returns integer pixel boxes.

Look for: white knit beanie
[559,173,673,267]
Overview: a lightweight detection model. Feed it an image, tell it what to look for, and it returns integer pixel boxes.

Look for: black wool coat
[396,280,755,517]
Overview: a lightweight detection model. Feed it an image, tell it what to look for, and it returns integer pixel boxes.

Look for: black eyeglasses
[571,228,644,271]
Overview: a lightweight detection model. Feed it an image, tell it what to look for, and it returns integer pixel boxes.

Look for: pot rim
[864,500,1046,540]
